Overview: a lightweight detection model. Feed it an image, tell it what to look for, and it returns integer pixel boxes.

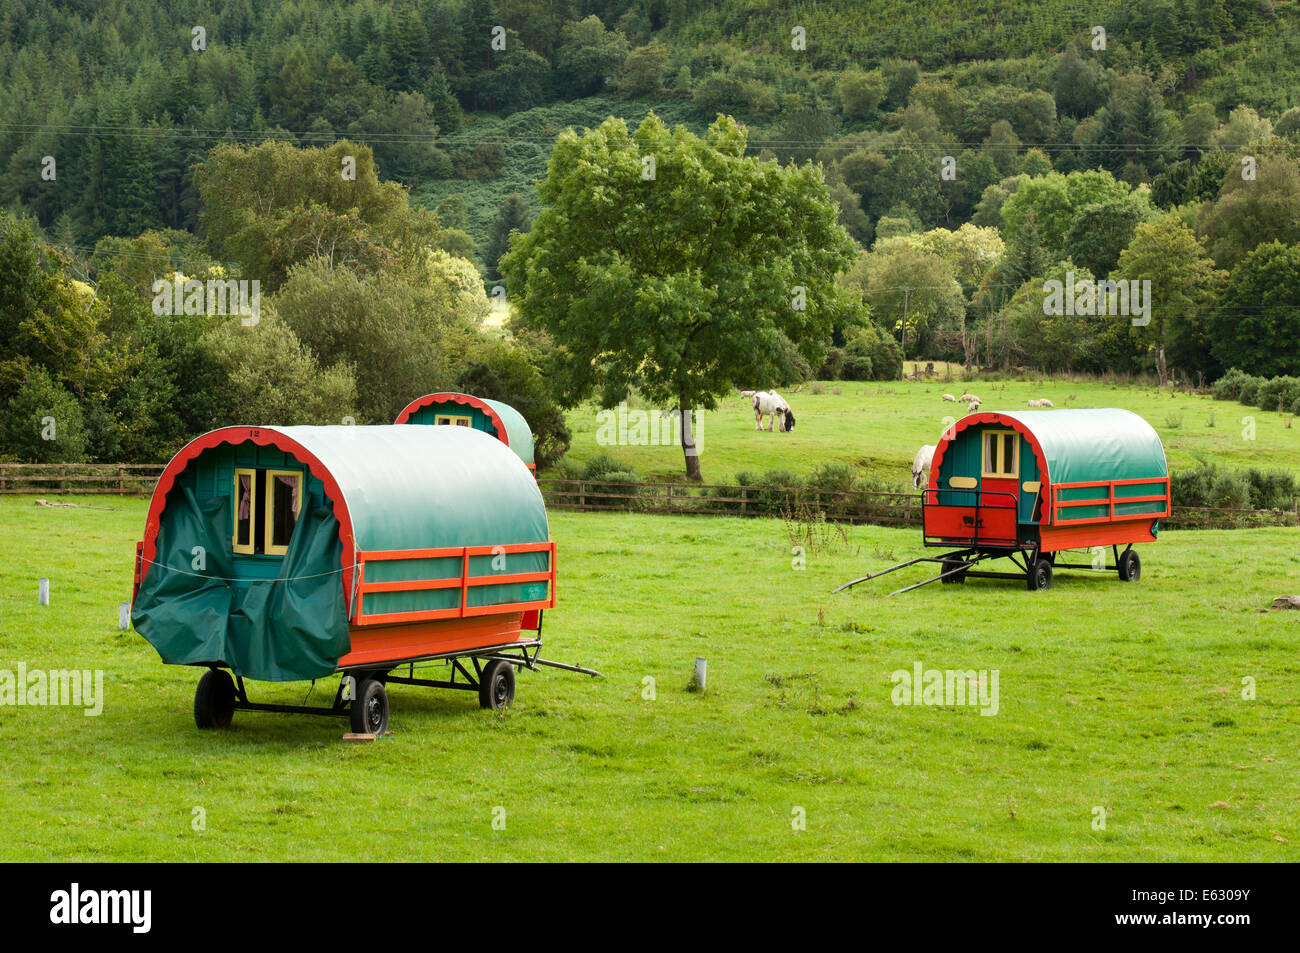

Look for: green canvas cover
[403,395,535,466]
[132,486,348,681]
[995,409,1167,486]
[481,398,535,465]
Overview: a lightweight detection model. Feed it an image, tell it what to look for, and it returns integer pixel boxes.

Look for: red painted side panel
[1039,519,1158,553]
[339,612,526,669]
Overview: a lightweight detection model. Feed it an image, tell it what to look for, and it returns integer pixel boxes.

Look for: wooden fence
[2,465,1296,530]
[0,463,163,494]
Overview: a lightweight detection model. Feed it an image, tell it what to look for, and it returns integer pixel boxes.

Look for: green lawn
[557,379,1300,485]
[1,496,1296,861]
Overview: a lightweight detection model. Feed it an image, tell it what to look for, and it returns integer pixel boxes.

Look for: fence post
[59,465,67,493]
[741,487,748,516]
[579,480,586,510]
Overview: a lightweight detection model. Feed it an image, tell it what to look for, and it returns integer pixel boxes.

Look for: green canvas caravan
[395,392,536,470]
[131,423,591,735]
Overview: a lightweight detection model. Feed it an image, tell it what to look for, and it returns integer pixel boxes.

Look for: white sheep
[941,393,957,402]
[967,398,981,412]
[958,392,978,403]
[1027,398,1055,408]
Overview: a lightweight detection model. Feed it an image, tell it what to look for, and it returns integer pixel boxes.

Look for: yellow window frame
[434,413,472,427]
[263,469,303,557]
[981,430,1020,479]
[232,468,257,554]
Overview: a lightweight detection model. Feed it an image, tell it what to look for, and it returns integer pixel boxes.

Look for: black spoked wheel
[940,558,968,584]
[478,659,516,710]
[194,668,236,729]
[1118,548,1141,582]
[350,677,389,735]
[1027,558,1053,591]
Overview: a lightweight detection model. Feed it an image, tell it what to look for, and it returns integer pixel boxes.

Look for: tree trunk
[1156,343,1168,386]
[680,398,702,482]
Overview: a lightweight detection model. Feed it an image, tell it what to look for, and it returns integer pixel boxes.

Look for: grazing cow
[752,391,796,432]
[941,393,957,402]
[912,444,936,490]
[1027,398,1055,408]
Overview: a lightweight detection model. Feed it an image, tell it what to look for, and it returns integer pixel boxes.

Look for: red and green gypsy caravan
[395,392,536,471]
[837,408,1170,594]
[131,424,593,734]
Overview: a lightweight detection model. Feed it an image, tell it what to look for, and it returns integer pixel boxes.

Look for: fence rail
[2,466,1296,530]
[0,463,163,494]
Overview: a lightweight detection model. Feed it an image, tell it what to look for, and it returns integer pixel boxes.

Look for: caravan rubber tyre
[1118,549,1141,582]
[940,558,967,584]
[479,659,516,710]
[351,677,389,735]
[194,669,235,729]
[1028,558,1053,591]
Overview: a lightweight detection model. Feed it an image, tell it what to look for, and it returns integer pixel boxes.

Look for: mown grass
[557,379,1300,486]
[1,496,1296,861]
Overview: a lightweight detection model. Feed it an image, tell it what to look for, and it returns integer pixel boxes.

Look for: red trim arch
[394,392,510,448]
[137,427,359,608]
[928,411,1053,511]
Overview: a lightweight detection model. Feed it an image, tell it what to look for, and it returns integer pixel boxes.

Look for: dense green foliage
[4,0,1300,464]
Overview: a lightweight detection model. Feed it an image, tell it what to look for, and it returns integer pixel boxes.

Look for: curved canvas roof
[394,392,536,466]
[141,424,547,602]
[272,424,546,549]
[936,408,1167,486]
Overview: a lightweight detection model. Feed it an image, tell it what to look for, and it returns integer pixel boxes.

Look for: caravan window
[231,468,303,556]
[981,431,1019,479]
[434,414,472,427]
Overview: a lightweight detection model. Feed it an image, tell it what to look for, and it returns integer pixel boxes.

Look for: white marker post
[38,577,50,606]
[118,602,131,631]
[693,657,707,693]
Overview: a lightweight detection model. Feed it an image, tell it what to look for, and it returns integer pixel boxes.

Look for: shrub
[1236,375,1265,406]
[806,462,859,509]
[1243,468,1299,509]
[752,468,804,514]
[1256,375,1300,412]
[1171,463,1253,509]
[1210,367,1252,402]
[580,455,642,505]
[0,366,88,462]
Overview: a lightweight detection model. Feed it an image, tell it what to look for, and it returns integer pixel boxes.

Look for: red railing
[1051,478,1170,525]
[353,541,556,626]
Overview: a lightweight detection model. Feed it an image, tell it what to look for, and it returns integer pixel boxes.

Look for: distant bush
[1211,367,1254,401]
[1255,375,1300,412]
[1236,376,1265,406]
[1171,464,1295,510]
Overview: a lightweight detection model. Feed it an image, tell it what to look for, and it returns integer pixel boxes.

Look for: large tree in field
[500,114,855,481]
[1112,216,1226,385]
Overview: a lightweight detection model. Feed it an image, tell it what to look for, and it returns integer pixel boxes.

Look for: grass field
[558,379,1300,486]
[2,495,1297,861]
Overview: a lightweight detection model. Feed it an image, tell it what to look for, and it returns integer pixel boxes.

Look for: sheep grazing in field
[751,390,796,432]
[912,444,936,490]
[958,392,977,403]
[941,393,957,402]
[1027,398,1055,408]
[739,389,757,398]
[967,398,982,412]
